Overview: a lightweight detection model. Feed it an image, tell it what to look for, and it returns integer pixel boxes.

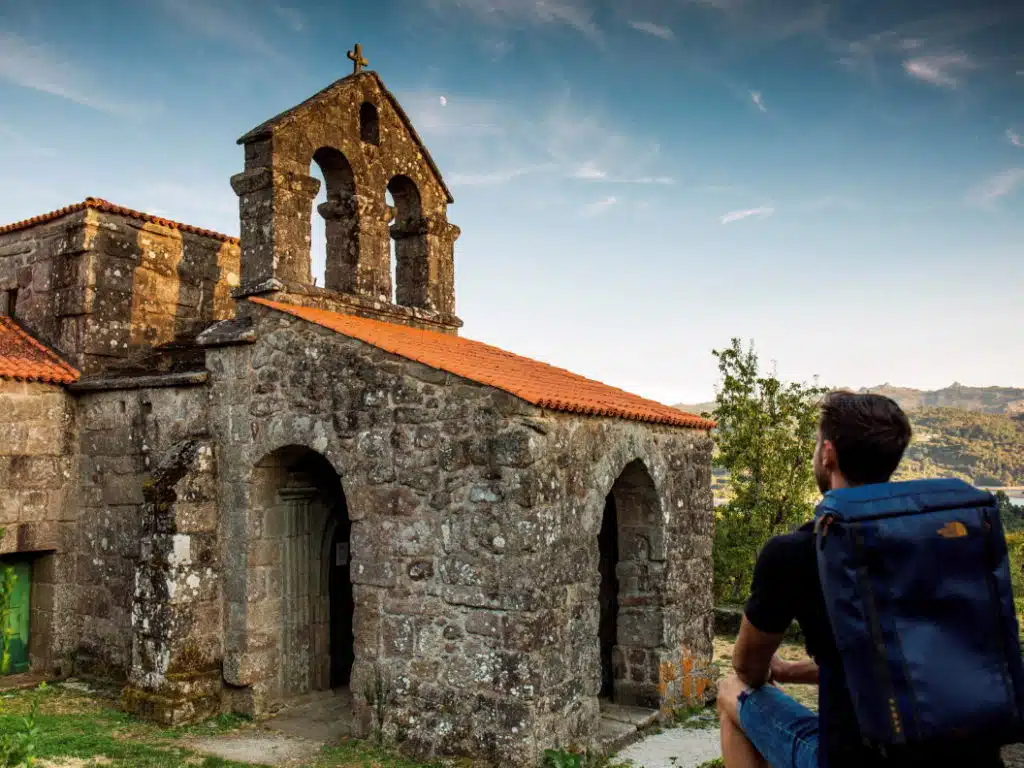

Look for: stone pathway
[616,725,721,768]
[598,701,661,754]
[187,689,353,767]
[188,731,322,767]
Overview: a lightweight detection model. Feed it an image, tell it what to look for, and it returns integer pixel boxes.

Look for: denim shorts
[738,684,820,768]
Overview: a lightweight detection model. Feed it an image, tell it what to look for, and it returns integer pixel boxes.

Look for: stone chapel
[0,58,715,765]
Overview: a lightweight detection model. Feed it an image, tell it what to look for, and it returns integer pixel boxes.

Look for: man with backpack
[717,390,1023,767]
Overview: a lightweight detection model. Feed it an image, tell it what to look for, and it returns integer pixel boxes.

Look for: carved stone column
[319,197,360,294]
[231,166,321,291]
[390,214,460,314]
[353,195,394,302]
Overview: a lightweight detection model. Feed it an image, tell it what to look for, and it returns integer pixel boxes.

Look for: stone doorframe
[221,444,360,717]
[599,457,669,709]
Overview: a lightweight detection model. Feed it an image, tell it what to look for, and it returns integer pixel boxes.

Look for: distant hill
[894,407,1024,487]
[676,384,1024,418]
[675,385,1024,488]
[858,384,1024,415]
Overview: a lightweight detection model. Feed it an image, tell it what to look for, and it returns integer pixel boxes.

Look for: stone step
[598,701,660,754]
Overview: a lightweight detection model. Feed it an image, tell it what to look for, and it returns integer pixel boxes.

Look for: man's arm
[770,656,820,685]
[735,534,811,688]
[732,615,785,688]
[733,618,821,687]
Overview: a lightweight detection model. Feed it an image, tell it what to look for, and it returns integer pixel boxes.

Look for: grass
[4,635,814,768]
[0,682,459,768]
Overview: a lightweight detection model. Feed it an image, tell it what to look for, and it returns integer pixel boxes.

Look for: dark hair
[819,391,912,485]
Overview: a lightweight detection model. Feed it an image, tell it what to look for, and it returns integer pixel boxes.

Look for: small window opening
[360,102,380,145]
[1,288,18,317]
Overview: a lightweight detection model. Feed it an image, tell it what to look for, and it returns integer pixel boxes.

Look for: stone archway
[246,445,354,706]
[599,459,665,708]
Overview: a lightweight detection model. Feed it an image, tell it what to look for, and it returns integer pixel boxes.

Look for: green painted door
[0,558,31,675]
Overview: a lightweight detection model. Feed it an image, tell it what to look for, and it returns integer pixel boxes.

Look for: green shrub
[0,682,44,767]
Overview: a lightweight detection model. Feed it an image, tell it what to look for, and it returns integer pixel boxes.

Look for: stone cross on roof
[347,43,369,74]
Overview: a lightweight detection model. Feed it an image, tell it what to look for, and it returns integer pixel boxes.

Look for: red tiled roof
[250,298,715,430]
[0,317,80,385]
[0,198,239,244]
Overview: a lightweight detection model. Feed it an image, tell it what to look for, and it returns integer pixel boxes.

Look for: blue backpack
[814,478,1024,750]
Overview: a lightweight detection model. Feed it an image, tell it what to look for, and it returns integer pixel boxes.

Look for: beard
[814,459,831,495]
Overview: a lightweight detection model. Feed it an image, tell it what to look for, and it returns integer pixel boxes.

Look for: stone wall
[0,378,78,673]
[203,305,714,766]
[124,437,221,724]
[71,383,211,679]
[0,208,240,376]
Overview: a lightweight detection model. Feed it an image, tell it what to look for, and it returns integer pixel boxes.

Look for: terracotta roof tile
[0,198,239,244]
[250,298,715,430]
[0,317,80,385]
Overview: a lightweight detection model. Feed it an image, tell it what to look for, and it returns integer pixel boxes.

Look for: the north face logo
[938,521,968,539]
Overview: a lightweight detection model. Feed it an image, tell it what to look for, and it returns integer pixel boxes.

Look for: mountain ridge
[675,383,1024,417]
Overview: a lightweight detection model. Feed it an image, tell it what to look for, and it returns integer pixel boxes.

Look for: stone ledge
[196,317,258,348]
[235,280,463,334]
[69,371,209,393]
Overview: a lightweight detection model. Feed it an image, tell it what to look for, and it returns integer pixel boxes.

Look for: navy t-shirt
[744,522,1005,768]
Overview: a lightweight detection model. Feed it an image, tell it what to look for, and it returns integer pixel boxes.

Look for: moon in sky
[439,96,448,106]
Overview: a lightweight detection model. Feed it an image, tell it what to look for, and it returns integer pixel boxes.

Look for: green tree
[997,491,1024,532]
[709,339,828,604]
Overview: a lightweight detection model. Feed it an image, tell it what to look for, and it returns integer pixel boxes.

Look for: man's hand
[769,654,789,685]
[767,654,820,686]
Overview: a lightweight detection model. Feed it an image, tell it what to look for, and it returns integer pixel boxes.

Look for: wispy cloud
[480,38,513,60]
[400,92,504,137]
[1008,129,1023,148]
[0,33,156,117]
[679,0,831,56]
[750,90,767,112]
[152,0,287,58]
[403,88,671,189]
[572,161,674,185]
[833,7,1009,85]
[966,169,1024,208]
[721,206,775,224]
[903,53,975,89]
[625,176,674,185]
[428,0,602,43]
[582,196,618,216]
[574,161,608,180]
[683,0,740,9]
[450,164,554,185]
[628,20,675,40]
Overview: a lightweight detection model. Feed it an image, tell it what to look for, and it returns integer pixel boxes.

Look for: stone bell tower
[230,45,462,334]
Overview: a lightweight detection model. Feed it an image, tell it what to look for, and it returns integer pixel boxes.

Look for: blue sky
[1,0,1022,404]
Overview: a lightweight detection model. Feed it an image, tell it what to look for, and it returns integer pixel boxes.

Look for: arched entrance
[252,446,354,699]
[598,459,665,707]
